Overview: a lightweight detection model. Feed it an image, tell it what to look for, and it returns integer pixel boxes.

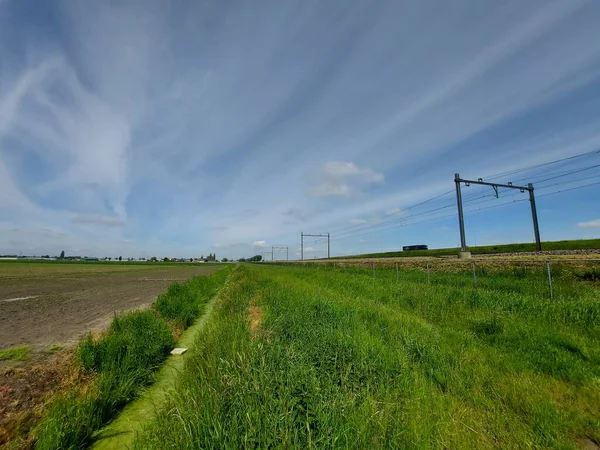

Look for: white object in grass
[170,348,188,355]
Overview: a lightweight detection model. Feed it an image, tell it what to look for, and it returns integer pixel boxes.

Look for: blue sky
[1,0,599,259]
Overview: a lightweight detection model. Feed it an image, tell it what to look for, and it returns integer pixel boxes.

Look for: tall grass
[154,269,229,327]
[34,267,230,450]
[134,264,600,449]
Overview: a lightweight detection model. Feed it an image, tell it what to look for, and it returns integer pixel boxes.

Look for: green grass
[134,263,600,449]
[0,345,32,361]
[35,310,175,450]
[154,269,230,328]
[33,267,231,450]
[333,238,600,259]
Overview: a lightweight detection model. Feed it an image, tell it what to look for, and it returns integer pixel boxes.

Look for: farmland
[1,258,598,449]
[133,263,600,449]
[0,261,221,350]
[0,261,225,448]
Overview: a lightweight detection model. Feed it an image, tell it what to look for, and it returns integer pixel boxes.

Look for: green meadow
[132,263,600,449]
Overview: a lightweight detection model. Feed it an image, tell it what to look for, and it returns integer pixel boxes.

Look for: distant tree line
[239,255,262,262]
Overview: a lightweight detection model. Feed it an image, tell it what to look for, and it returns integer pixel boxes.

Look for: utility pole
[455,173,467,254]
[528,183,542,251]
[454,173,542,257]
[272,246,289,261]
[260,250,273,261]
[301,233,331,260]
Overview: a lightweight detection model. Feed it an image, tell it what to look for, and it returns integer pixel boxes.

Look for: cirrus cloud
[309,161,384,198]
[71,215,127,227]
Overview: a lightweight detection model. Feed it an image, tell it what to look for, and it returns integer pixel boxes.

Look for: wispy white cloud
[577,219,600,228]
[72,215,127,227]
[309,161,384,198]
[252,240,269,248]
[1,0,599,258]
[282,208,308,222]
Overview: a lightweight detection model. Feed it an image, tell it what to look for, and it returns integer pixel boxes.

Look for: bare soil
[0,263,220,351]
[0,351,73,448]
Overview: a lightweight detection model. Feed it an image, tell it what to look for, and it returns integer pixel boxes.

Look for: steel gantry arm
[454,174,542,253]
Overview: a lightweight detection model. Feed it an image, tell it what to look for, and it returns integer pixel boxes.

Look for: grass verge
[0,345,32,361]
[33,267,230,450]
[333,238,600,259]
[134,263,600,449]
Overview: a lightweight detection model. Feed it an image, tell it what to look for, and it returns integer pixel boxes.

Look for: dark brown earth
[0,351,73,448]
[0,263,220,350]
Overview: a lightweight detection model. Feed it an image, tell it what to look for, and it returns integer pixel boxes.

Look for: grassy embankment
[334,238,600,259]
[33,267,230,450]
[134,263,599,449]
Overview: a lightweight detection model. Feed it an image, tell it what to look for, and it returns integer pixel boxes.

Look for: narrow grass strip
[91,276,227,449]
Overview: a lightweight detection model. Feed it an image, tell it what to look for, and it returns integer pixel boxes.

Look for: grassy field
[332,238,600,259]
[133,263,600,449]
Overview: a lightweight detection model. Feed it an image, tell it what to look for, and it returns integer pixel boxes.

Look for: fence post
[472,262,477,288]
[546,260,554,301]
[396,262,399,281]
[426,263,430,284]
[372,262,376,278]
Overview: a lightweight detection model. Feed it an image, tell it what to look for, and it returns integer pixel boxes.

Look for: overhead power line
[303,148,600,255]
[482,148,600,181]
[326,149,599,241]
[326,176,599,245]
[536,180,600,198]
[325,189,455,236]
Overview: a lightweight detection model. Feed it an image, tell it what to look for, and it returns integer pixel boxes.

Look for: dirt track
[0,263,220,350]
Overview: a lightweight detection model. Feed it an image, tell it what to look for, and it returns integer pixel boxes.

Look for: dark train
[402,245,428,251]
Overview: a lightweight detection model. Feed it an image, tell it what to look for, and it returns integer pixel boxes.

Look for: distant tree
[118,256,122,261]
[163,257,169,262]
[222,257,228,262]
[150,256,157,262]
[190,258,193,262]
[60,250,65,259]
[239,258,246,262]
[108,257,112,261]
